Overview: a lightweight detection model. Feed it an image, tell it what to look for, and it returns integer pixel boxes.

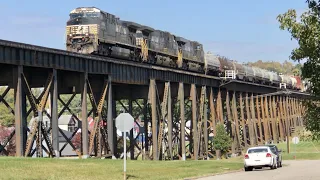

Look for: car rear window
[270,147,277,153]
[248,148,268,153]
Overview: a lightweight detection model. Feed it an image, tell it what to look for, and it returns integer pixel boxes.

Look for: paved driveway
[196,160,320,180]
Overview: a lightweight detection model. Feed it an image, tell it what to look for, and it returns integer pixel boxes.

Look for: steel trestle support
[0,67,307,160]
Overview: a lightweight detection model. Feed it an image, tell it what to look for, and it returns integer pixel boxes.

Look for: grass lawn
[276,141,320,160]
[0,157,243,180]
[2,141,319,179]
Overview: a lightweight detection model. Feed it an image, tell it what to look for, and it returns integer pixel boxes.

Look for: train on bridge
[65,7,310,92]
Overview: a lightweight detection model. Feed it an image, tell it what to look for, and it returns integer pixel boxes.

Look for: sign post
[292,136,299,160]
[123,132,126,179]
[116,113,134,180]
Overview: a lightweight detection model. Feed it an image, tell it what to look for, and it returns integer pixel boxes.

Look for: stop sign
[115,113,134,132]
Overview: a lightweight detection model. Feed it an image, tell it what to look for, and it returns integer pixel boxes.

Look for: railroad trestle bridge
[0,39,310,160]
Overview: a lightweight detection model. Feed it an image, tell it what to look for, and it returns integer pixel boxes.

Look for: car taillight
[266,153,271,157]
[245,154,249,159]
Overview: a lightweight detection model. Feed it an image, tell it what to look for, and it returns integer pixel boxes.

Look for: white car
[244,146,278,171]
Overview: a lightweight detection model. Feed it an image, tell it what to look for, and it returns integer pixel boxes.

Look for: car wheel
[270,164,275,170]
[245,167,253,172]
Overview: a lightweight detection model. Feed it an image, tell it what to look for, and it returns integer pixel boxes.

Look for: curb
[184,168,244,180]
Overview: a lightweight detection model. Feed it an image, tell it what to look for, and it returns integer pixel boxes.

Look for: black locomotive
[65,7,218,74]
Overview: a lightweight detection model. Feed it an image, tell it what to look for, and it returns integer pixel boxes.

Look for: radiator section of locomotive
[66,24,99,54]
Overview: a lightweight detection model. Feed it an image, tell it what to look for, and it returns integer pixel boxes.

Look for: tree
[213,123,232,159]
[247,60,299,75]
[277,0,320,139]
[71,132,82,151]
[0,104,14,126]
[0,126,15,156]
[0,87,15,127]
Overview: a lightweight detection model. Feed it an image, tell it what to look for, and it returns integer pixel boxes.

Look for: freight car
[65,7,308,92]
[217,55,303,90]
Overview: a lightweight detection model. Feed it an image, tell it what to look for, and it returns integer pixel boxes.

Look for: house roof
[28,114,79,128]
[28,116,50,127]
[59,115,74,125]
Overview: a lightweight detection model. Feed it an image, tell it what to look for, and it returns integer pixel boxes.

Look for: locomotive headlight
[85,33,89,36]
[69,34,72,37]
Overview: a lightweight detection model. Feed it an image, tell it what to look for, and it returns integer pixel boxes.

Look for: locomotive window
[86,12,100,17]
[70,13,84,19]
[70,12,100,19]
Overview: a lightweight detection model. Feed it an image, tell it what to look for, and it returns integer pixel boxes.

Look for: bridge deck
[0,38,311,98]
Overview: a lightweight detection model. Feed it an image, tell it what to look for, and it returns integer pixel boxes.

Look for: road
[196,160,320,180]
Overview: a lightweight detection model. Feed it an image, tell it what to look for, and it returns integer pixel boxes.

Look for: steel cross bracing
[115,99,147,160]
[184,99,193,158]
[181,94,190,158]
[0,82,308,160]
[25,82,54,157]
[127,99,148,160]
[118,90,297,159]
[0,86,15,155]
[24,72,54,157]
[198,86,208,160]
[239,93,247,148]
[87,79,109,157]
[146,80,196,160]
[0,42,310,160]
[158,82,170,161]
[57,92,82,157]
[170,98,181,160]
[146,81,174,160]
[207,88,217,157]
[231,92,241,152]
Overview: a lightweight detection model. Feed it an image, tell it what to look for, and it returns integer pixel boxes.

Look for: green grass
[276,141,320,160]
[3,141,319,179]
[282,152,320,160]
[0,157,243,180]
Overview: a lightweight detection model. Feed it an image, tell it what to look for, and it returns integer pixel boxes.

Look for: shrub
[213,123,232,157]
[0,126,15,156]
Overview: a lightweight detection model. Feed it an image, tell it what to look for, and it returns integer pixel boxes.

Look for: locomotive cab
[66,7,102,53]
